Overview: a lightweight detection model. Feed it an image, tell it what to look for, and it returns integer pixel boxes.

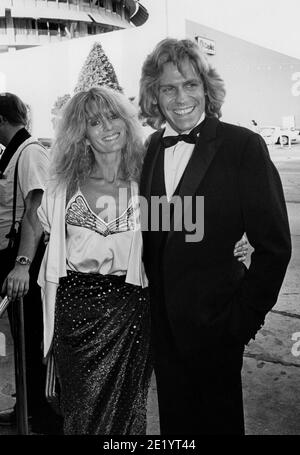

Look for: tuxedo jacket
[140,117,291,353]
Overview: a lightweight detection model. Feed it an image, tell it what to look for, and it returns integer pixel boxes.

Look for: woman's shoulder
[44,179,66,200]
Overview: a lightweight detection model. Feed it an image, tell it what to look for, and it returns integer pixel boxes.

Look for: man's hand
[1,263,30,301]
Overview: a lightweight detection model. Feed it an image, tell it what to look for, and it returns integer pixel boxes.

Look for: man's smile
[173,106,195,116]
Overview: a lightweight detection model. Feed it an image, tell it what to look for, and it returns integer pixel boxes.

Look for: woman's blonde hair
[51,86,145,197]
[139,38,226,129]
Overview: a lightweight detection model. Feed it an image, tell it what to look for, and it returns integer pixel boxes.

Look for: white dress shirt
[163,114,205,201]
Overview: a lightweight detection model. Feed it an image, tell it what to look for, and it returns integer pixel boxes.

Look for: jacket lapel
[178,117,220,199]
[140,129,164,201]
[168,117,222,240]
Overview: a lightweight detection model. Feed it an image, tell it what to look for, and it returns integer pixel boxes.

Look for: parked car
[258,126,300,146]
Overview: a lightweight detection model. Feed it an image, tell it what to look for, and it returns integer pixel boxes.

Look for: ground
[0,143,300,435]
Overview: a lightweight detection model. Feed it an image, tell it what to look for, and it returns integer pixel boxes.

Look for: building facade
[0,0,148,53]
[186,20,300,128]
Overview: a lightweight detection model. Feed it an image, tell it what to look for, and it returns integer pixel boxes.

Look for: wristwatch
[15,256,32,266]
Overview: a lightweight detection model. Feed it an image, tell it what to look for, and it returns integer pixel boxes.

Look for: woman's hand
[233,235,249,262]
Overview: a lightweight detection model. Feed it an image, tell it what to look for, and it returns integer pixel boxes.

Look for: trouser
[151,295,245,435]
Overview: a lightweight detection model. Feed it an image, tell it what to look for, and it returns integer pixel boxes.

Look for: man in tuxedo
[139,38,291,434]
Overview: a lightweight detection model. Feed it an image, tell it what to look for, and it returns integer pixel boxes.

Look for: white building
[0,0,148,53]
[0,2,299,139]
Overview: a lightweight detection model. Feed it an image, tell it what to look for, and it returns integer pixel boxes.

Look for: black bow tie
[162,123,202,149]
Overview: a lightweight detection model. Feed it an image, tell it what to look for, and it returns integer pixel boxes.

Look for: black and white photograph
[0,0,299,441]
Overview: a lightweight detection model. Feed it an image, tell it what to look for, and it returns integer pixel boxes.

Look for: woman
[37,87,248,435]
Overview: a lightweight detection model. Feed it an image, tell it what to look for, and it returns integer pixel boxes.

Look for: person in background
[139,38,291,435]
[0,92,62,433]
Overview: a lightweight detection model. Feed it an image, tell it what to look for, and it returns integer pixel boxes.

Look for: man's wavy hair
[139,38,226,129]
[51,86,145,198]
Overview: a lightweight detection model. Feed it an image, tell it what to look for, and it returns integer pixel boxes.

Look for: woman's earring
[85,143,90,156]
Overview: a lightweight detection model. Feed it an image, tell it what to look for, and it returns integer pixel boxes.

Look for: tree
[51,42,122,131]
[51,93,71,116]
[51,93,71,131]
[74,42,122,93]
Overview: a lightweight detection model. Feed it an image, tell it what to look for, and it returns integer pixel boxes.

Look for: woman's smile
[102,132,121,142]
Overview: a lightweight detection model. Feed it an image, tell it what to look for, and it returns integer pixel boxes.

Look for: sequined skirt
[53,271,152,435]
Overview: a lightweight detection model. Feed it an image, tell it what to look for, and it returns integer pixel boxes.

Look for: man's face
[157,59,206,133]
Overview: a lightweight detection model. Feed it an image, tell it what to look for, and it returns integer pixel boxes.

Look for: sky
[141,0,300,59]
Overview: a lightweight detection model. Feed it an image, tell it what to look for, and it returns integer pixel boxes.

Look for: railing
[0,0,132,46]
[13,30,84,44]
[9,0,130,27]
[10,0,123,13]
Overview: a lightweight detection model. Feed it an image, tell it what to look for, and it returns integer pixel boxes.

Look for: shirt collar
[163,113,205,137]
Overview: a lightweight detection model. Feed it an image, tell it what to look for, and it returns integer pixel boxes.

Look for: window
[49,22,59,35]
[87,24,96,34]
[13,18,28,35]
[37,21,48,35]
[0,18,6,34]
[59,23,67,37]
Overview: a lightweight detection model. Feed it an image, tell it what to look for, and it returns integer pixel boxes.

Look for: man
[139,39,291,434]
[0,93,61,433]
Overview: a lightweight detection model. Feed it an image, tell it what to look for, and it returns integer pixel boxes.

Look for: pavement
[0,143,300,436]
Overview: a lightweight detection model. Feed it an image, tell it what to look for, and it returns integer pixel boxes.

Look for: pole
[12,297,29,435]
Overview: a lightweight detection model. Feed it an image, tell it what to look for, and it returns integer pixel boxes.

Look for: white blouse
[38,180,148,357]
[65,189,135,276]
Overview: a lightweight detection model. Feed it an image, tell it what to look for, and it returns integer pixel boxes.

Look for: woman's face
[86,111,127,156]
